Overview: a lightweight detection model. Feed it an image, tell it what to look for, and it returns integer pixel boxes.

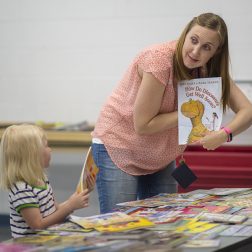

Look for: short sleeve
[137,49,172,86]
[10,182,39,213]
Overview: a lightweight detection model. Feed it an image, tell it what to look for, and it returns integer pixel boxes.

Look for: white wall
[0,0,252,124]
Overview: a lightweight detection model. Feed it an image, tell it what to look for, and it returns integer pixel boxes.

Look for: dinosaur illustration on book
[181,99,210,144]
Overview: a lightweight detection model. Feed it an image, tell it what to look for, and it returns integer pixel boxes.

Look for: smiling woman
[182,25,220,69]
[90,12,252,214]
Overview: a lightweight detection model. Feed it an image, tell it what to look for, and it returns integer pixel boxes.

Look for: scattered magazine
[6,187,252,251]
[198,213,247,224]
[117,199,168,208]
[13,235,59,245]
[76,147,99,193]
[182,239,220,248]
[208,188,251,196]
[232,226,252,237]
[98,229,155,240]
[219,225,252,237]
[37,221,93,234]
[95,218,154,233]
[69,212,137,229]
[220,225,245,236]
[178,77,222,144]
[175,218,218,233]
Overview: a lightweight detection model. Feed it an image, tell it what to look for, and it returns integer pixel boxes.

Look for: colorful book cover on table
[95,218,154,233]
[69,212,138,229]
[177,77,222,145]
[76,146,99,193]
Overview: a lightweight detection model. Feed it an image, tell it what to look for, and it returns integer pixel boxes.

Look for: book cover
[13,235,59,244]
[198,213,247,224]
[76,146,99,193]
[182,239,220,248]
[208,188,251,196]
[95,218,154,233]
[98,229,155,240]
[37,221,93,233]
[69,212,137,229]
[178,77,222,144]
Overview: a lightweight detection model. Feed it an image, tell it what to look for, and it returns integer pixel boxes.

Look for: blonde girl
[0,124,89,237]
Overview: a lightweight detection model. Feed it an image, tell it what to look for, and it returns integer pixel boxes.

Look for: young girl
[0,124,89,237]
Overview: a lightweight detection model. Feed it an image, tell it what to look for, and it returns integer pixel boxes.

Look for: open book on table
[178,77,223,145]
[76,146,99,193]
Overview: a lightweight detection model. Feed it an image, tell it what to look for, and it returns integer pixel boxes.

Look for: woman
[91,13,252,213]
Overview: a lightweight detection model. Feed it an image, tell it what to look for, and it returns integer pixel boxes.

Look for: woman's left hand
[196,130,228,150]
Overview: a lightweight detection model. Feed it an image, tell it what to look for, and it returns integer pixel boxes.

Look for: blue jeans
[91,143,177,214]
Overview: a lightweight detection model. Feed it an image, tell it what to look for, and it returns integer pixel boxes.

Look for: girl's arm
[20,190,89,230]
[133,71,178,135]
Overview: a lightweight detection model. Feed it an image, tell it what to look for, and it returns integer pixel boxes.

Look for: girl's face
[42,140,51,168]
[182,24,220,69]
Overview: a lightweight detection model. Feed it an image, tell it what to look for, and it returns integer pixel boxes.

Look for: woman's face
[182,24,220,69]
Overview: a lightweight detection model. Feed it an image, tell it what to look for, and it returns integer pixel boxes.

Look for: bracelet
[221,127,233,142]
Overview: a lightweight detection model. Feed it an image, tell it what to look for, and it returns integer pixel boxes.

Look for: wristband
[221,127,233,142]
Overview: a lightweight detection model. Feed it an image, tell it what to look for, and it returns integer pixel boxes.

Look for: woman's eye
[191,37,198,44]
[203,44,211,51]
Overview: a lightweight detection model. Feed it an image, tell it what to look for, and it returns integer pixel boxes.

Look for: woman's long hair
[173,13,230,112]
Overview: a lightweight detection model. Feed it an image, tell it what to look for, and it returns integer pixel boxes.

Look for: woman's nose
[192,45,200,56]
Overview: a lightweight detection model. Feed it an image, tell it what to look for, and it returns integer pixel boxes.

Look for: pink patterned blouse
[92,41,186,175]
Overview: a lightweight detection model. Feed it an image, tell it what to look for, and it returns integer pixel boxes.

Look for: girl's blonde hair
[173,13,230,112]
[0,124,47,189]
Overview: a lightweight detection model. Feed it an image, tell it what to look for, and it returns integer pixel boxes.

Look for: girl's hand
[198,130,228,150]
[86,173,96,192]
[68,189,89,210]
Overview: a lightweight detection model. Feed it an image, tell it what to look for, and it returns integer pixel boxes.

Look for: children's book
[98,229,155,240]
[76,146,99,193]
[178,77,222,144]
[198,212,247,224]
[182,239,220,248]
[13,235,60,245]
[219,225,245,236]
[95,218,154,233]
[208,188,251,196]
[37,221,94,233]
[69,212,138,229]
